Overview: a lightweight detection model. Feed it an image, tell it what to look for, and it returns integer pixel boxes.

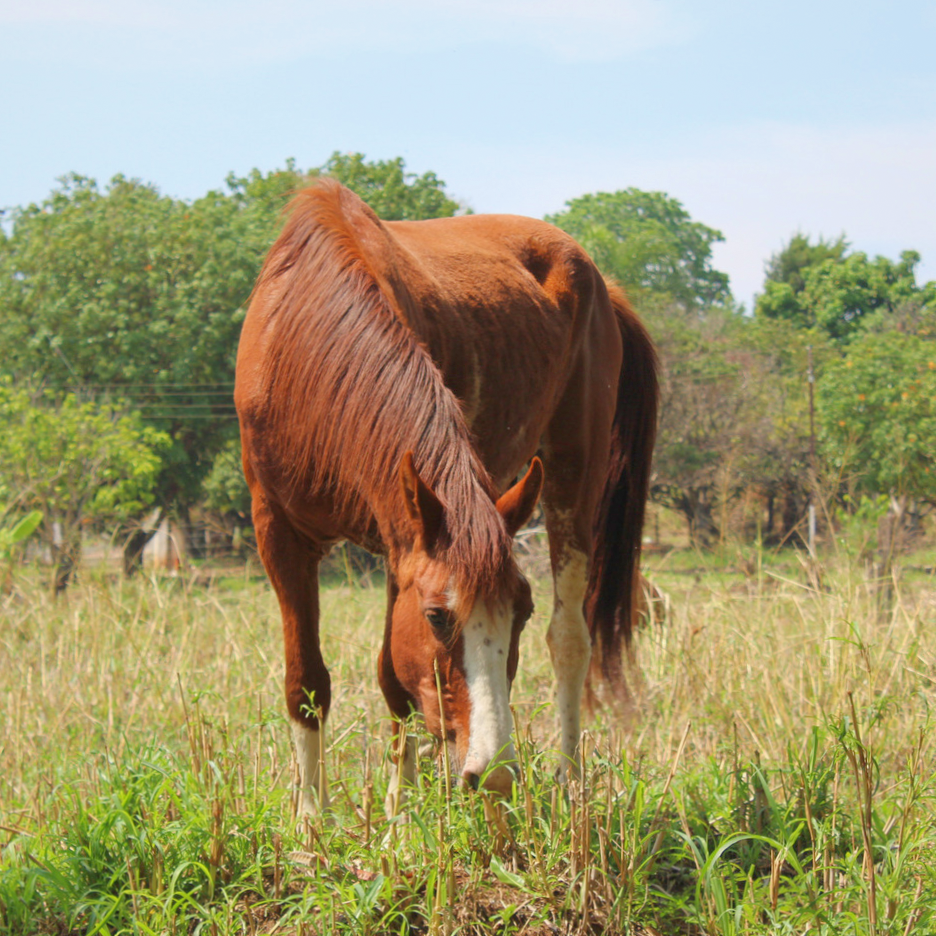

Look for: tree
[648,304,770,545]
[757,236,936,564]
[0,156,462,567]
[0,174,253,536]
[546,189,730,310]
[315,152,463,220]
[757,244,933,342]
[0,385,169,591]
[818,306,936,582]
[740,317,834,545]
[764,232,848,294]
[819,318,936,505]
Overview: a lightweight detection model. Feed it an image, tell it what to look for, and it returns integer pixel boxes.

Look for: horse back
[378,213,614,482]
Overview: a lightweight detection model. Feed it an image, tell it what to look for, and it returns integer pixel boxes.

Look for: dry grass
[1,538,935,934]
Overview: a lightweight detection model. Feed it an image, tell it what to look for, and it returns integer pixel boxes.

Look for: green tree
[315,152,463,220]
[0,156,462,565]
[764,232,849,294]
[0,174,253,529]
[757,245,933,342]
[0,385,169,591]
[819,321,936,505]
[818,310,936,574]
[546,189,730,310]
[743,317,835,544]
[202,435,252,519]
[648,304,767,545]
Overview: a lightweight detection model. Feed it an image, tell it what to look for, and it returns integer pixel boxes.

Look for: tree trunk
[674,489,720,548]
[779,481,805,545]
[122,526,156,577]
[173,505,192,566]
[50,532,81,595]
[765,491,776,541]
[876,496,924,594]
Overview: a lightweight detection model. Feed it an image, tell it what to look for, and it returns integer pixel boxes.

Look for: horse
[234,179,658,814]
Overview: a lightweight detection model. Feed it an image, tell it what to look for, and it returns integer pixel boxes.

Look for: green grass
[2,537,936,934]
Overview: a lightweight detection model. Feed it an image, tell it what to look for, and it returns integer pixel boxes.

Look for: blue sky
[3,0,934,307]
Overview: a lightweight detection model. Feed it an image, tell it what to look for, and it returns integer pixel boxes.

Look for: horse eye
[425,608,452,632]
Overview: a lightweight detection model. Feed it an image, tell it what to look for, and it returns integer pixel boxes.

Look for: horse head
[382,454,543,795]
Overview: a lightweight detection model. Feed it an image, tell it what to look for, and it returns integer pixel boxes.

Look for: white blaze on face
[460,600,516,780]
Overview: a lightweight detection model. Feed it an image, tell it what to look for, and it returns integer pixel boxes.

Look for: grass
[1,533,935,935]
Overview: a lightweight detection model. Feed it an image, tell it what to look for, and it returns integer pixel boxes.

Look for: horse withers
[234,179,658,815]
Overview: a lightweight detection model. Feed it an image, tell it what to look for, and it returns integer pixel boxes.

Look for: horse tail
[585,282,659,700]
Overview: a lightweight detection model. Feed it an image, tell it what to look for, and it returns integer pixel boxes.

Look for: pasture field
[2,532,936,935]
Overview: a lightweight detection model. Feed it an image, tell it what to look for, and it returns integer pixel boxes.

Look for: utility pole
[807,345,816,465]
[807,345,816,555]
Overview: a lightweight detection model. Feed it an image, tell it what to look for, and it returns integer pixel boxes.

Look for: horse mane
[254,178,513,602]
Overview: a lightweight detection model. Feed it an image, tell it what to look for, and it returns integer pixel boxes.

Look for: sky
[2,0,935,308]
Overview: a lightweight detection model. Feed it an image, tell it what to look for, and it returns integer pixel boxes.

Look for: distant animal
[234,179,658,815]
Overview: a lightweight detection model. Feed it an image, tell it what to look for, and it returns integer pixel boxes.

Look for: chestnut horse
[235,179,658,814]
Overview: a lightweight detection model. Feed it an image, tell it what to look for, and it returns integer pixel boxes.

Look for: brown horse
[235,179,658,814]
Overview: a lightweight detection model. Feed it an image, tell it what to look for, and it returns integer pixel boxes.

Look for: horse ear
[399,451,445,550]
[496,457,544,538]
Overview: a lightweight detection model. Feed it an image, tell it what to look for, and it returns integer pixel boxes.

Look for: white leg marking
[461,602,516,792]
[546,548,590,780]
[292,720,329,816]
[384,733,418,818]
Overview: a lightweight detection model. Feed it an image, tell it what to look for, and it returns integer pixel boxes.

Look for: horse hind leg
[543,507,591,781]
[252,494,332,817]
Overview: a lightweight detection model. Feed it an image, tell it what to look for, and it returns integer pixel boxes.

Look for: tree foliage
[756,233,936,558]
[648,305,806,545]
[0,155,461,527]
[819,316,936,504]
[764,232,849,294]
[0,507,42,592]
[757,245,934,342]
[546,189,730,310]
[0,384,169,589]
[202,436,252,518]
[0,174,254,514]
[315,153,463,220]
[2,157,934,561]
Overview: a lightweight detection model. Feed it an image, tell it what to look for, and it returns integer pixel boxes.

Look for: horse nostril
[463,771,480,791]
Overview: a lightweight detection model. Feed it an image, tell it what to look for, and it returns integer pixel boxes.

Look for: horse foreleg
[292,719,329,816]
[252,496,331,817]
[377,572,420,815]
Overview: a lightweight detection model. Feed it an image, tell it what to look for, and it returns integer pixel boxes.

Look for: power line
[138,414,240,420]
[69,382,236,390]
[97,390,236,399]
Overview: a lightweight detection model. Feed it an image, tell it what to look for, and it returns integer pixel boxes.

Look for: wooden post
[807,345,817,556]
